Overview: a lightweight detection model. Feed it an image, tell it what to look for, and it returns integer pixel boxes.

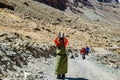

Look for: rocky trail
[3,48,119,80]
[44,48,120,80]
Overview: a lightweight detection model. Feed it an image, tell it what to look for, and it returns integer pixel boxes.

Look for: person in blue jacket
[85,46,90,55]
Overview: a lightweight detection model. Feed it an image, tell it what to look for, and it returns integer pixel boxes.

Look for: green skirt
[54,54,68,74]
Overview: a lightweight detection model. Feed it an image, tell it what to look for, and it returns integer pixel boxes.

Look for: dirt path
[4,48,118,80]
[45,57,115,80]
[44,48,118,80]
[65,55,115,80]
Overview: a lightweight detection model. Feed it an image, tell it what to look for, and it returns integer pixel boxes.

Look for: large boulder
[0,0,14,10]
[34,0,68,10]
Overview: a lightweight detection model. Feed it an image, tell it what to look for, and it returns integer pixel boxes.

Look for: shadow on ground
[64,77,89,80]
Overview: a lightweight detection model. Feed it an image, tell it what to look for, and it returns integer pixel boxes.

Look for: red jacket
[80,48,85,55]
[54,36,68,48]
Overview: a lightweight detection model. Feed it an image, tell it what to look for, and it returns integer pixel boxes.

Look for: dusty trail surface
[3,48,120,80]
[43,49,119,80]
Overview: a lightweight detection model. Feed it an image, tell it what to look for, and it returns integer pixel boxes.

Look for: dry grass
[0,1,120,49]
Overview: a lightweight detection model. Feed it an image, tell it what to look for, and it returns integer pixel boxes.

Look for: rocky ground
[1,48,120,80]
[0,32,56,79]
[0,0,120,80]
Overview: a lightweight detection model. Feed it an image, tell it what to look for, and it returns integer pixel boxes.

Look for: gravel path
[3,48,119,80]
[44,48,119,80]
[43,54,117,80]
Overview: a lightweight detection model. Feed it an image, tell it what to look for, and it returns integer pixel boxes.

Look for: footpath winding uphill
[44,48,119,80]
[2,48,120,80]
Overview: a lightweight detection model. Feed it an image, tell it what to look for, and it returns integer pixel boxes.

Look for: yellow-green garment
[54,43,68,74]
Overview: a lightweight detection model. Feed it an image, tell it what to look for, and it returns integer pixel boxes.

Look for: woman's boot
[56,74,61,79]
[62,74,65,79]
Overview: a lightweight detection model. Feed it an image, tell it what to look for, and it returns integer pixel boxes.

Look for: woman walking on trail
[54,32,68,79]
[80,47,86,60]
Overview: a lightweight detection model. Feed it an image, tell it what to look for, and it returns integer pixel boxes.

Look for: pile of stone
[90,53,120,70]
[0,32,56,79]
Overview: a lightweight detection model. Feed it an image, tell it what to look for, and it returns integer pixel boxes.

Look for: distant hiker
[85,46,90,55]
[80,47,86,60]
[54,32,68,79]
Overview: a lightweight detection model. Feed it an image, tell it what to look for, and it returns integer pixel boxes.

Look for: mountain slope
[0,0,120,79]
[0,0,120,48]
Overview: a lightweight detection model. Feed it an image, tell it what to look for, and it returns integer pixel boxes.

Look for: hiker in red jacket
[80,47,86,60]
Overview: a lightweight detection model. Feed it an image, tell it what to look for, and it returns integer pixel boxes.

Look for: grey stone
[0,33,7,37]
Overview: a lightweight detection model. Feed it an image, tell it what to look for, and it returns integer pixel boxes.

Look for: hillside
[0,0,120,47]
[0,0,120,80]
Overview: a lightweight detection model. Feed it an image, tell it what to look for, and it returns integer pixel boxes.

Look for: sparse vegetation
[0,0,120,79]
